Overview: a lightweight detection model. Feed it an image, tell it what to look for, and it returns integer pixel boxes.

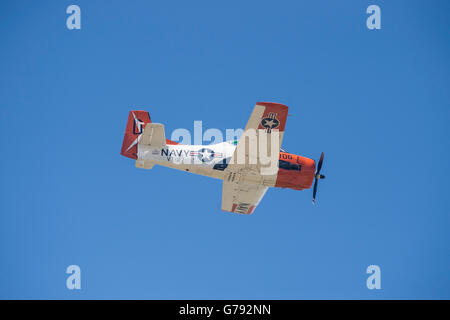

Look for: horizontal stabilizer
[135,159,155,169]
[139,123,166,148]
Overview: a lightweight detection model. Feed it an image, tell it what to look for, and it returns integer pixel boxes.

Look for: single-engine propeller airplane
[121,102,325,214]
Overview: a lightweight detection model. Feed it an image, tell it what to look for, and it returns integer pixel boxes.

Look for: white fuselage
[136,141,238,180]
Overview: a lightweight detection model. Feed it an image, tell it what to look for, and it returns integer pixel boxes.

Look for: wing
[228,102,288,174]
[221,180,268,214]
[244,101,288,133]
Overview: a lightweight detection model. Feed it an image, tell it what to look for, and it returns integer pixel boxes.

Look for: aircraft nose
[297,156,316,188]
[299,156,315,172]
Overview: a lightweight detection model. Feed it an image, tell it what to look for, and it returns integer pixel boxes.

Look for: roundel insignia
[197,148,215,163]
[260,112,280,132]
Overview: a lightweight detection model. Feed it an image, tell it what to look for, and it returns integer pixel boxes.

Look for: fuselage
[136,140,315,191]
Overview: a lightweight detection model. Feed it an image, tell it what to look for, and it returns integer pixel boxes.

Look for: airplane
[120,102,325,214]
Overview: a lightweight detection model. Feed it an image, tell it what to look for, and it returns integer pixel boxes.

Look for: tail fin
[120,111,151,159]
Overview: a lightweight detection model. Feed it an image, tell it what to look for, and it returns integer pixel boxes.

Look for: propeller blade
[317,152,324,174]
[312,179,318,204]
[312,152,324,204]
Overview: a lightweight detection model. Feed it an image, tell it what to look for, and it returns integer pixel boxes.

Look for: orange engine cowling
[275,152,316,190]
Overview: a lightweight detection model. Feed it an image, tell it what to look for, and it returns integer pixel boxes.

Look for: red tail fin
[120,111,151,159]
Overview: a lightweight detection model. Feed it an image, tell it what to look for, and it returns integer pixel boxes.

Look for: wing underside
[221,102,288,214]
[228,102,288,175]
[222,180,268,214]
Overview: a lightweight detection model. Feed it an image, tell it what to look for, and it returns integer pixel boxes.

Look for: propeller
[312,152,325,204]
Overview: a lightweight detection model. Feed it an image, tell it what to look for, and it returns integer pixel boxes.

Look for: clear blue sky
[1,0,449,299]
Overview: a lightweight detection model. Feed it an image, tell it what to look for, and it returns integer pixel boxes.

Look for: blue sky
[0,0,449,299]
